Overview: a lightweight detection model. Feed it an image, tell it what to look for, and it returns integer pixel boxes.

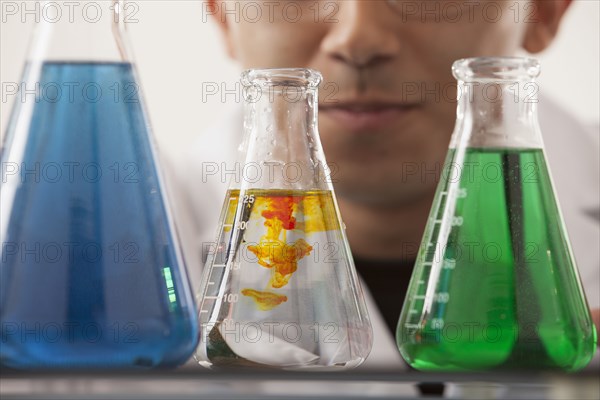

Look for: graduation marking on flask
[404,186,467,332]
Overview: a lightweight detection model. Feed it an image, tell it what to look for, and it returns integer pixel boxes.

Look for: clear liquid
[0,62,198,368]
[397,148,597,371]
[197,189,372,369]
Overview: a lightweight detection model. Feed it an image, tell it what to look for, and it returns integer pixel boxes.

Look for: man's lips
[319,102,421,132]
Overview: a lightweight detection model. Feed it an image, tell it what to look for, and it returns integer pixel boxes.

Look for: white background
[1,0,599,155]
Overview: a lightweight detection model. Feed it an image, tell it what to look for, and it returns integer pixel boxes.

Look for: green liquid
[396,148,597,371]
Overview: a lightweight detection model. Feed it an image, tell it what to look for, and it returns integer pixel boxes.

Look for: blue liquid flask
[0,1,198,368]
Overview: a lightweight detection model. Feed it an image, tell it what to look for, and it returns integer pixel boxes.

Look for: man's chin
[333,181,435,208]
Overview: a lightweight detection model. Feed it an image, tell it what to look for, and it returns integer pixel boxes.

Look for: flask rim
[452,57,541,82]
[241,68,323,88]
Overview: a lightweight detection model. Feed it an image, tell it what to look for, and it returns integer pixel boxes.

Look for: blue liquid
[0,62,198,368]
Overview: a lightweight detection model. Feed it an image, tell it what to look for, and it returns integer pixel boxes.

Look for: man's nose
[320,1,400,69]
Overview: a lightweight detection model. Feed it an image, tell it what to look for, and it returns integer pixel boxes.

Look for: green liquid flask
[396,57,597,371]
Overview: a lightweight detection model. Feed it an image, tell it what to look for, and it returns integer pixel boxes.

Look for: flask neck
[238,69,328,191]
[450,58,543,150]
[27,0,133,63]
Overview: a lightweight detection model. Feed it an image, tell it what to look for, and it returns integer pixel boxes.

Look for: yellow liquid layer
[223,189,341,310]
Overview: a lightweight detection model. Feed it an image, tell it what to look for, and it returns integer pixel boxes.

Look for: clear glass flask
[396,57,597,371]
[0,1,198,368]
[195,68,373,369]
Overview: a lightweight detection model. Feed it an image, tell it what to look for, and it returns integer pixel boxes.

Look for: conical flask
[0,1,197,368]
[195,68,372,369]
[396,57,597,371]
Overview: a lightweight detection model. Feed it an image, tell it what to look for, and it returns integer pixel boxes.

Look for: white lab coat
[161,94,599,371]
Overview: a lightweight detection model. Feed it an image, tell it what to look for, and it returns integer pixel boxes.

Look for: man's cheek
[236,23,324,66]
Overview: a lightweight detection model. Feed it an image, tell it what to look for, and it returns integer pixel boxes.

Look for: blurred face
[213,0,562,205]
